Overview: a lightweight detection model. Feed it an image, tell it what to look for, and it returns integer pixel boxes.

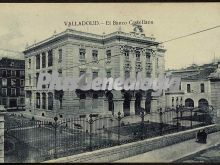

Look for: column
[113,99,124,117]
[97,97,105,114]
[0,106,6,163]
[130,99,136,115]
[85,98,93,114]
[141,97,146,109]
[103,99,112,115]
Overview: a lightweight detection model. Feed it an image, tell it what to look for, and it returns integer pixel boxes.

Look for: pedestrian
[201,129,207,144]
[196,130,201,142]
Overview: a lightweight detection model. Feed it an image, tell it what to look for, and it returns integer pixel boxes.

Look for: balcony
[146,64,152,73]
[135,61,143,71]
[105,58,111,64]
[123,60,132,71]
[79,58,86,63]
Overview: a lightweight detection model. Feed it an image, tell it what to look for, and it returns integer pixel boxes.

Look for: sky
[0,3,220,69]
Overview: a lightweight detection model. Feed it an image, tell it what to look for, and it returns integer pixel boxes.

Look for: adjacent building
[23,27,166,119]
[165,63,218,109]
[0,57,25,111]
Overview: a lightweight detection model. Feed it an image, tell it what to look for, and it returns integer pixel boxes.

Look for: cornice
[24,29,165,55]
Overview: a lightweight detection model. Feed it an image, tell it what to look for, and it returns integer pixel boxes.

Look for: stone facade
[0,57,25,111]
[165,63,217,109]
[0,105,5,163]
[209,62,220,123]
[23,28,166,119]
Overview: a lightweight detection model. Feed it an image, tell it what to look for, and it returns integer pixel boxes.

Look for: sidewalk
[116,131,220,162]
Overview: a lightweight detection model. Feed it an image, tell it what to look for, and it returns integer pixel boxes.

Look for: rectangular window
[7,70,11,77]
[36,54,40,69]
[106,50,111,62]
[125,71,130,79]
[10,62,14,67]
[201,83,205,93]
[2,70,6,77]
[42,93,46,109]
[28,74,31,86]
[20,88,25,96]
[20,79,24,86]
[92,72,98,80]
[11,79,16,86]
[106,71,111,78]
[20,70,25,77]
[2,78,7,86]
[187,84,191,93]
[36,93,40,108]
[48,93,53,110]
[42,52,46,68]
[136,51,140,61]
[156,58,159,68]
[11,88,16,96]
[172,97,174,107]
[28,59,31,69]
[58,69,62,77]
[11,70,16,76]
[124,50,129,60]
[2,88,7,96]
[146,73,151,78]
[36,73,39,86]
[146,52,151,62]
[48,50,53,67]
[20,98,25,105]
[2,98,7,105]
[79,48,86,61]
[58,49,62,62]
[92,50,98,62]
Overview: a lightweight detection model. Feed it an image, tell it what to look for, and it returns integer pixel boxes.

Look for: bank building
[23,26,166,119]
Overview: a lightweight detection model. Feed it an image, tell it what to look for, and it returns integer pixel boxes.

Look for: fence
[4,105,214,163]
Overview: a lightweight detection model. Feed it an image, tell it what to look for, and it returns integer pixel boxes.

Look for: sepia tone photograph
[0,2,220,163]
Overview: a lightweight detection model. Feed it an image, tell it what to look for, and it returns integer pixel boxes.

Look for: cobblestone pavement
[175,143,220,163]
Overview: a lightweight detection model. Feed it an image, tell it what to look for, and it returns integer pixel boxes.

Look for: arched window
[79,94,86,109]
[106,91,114,112]
[36,93,40,108]
[92,93,98,109]
[198,99,209,109]
[42,93,46,109]
[185,98,194,108]
[200,83,205,93]
[48,92,53,110]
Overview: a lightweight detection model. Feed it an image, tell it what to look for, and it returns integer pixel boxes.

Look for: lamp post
[176,105,179,131]
[117,112,121,145]
[140,109,145,139]
[54,116,58,159]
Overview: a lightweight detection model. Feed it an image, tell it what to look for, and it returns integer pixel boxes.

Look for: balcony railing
[79,58,86,63]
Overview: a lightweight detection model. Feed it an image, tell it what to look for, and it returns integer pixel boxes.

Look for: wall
[44,124,219,163]
[210,80,220,123]
[181,80,211,107]
[0,107,5,163]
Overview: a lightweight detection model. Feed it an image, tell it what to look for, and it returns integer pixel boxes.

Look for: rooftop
[0,49,24,60]
[168,62,217,80]
[24,28,165,54]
